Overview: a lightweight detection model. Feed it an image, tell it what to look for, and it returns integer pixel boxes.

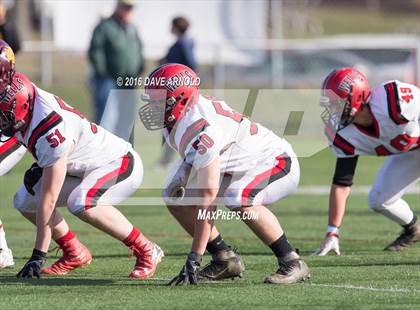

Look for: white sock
[374,198,414,226]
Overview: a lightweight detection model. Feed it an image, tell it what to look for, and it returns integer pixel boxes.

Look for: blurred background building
[7,0,420,116]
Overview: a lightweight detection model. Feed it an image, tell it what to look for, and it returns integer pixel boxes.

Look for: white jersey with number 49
[326,80,420,158]
[15,85,130,174]
[164,94,294,172]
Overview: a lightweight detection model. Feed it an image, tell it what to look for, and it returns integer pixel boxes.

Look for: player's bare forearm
[35,157,67,252]
[191,158,220,255]
[328,184,351,227]
[192,201,216,255]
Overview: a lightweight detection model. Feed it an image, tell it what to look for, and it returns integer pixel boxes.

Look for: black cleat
[384,219,420,251]
[199,247,245,281]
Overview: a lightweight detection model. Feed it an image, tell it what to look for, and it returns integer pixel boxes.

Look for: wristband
[326,232,339,239]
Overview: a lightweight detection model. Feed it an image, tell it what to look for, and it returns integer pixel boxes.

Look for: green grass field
[0,85,419,309]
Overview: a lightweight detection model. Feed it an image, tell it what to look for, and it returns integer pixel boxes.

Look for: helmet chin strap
[13,119,25,131]
[165,114,177,130]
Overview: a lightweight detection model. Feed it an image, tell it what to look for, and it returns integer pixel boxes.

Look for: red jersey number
[212,100,243,123]
[390,134,418,151]
[192,133,214,155]
[203,95,258,135]
[375,134,418,155]
[55,96,98,134]
[400,87,413,104]
[46,129,66,148]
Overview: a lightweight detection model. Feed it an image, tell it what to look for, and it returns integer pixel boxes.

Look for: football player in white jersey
[139,63,310,285]
[0,39,25,269]
[314,68,419,256]
[0,72,163,278]
[0,137,25,269]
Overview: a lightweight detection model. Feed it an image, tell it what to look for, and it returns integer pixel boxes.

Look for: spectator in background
[88,0,144,142]
[160,16,196,71]
[158,16,196,167]
[0,0,20,54]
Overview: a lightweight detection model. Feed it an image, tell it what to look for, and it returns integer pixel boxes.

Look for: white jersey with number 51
[15,85,130,174]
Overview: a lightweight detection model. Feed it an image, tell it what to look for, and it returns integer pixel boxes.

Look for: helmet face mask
[139,94,167,130]
[320,89,355,131]
[138,63,200,131]
[320,68,370,132]
[0,108,16,139]
[139,90,172,130]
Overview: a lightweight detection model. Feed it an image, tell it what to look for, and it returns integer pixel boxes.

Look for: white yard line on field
[148,280,420,292]
[311,283,420,293]
[69,184,417,206]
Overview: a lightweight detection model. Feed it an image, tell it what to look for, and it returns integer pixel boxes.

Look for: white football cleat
[0,248,15,269]
[313,233,340,256]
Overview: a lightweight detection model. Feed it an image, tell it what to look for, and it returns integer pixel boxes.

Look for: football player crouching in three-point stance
[0,72,163,278]
[314,68,419,256]
[139,63,310,285]
[0,39,26,269]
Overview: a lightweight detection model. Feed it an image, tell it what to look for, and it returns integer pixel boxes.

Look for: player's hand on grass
[168,252,202,286]
[17,249,47,279]
[313,233,340,256]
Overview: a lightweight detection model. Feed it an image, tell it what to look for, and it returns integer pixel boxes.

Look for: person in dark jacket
[160,16,196,71]
[0,1,20,54]
[158,16,197,167]
[88,0,143,141]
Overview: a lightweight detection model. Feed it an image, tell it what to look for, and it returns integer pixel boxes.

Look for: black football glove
[168,252,202,286]
[24,163,43,196]
[17,249,47,279]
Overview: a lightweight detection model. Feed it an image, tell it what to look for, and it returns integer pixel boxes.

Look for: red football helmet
[139,63,200,130]
[0,73,35,139]
[0,40,16,96]
[320,68,371,130]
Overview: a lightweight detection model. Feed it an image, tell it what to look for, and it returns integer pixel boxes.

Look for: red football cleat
[129,234,164,279]
[42,237,92,275]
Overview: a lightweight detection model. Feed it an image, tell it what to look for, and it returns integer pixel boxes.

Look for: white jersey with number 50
[164,94,294,172]
[326,80,420,158]
[15,85,130,174]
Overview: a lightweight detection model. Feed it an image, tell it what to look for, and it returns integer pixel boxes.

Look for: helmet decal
[2,77,24,102]
[0,73,34,138]
[3,46,15,65]
[337,73,353,93]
